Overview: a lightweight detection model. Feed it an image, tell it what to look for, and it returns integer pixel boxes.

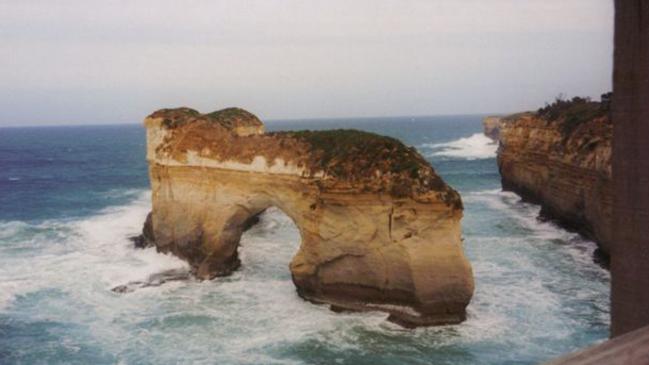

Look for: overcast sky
[0,0,613,126]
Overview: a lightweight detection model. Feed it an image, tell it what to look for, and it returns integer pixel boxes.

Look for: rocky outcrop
[492,99,613,257]
[141,107,474,326]
[483,116,503,141]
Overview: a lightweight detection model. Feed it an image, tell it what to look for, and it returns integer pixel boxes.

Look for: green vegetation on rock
[206,107,261,128]
[270,129,455,201]
[536,93,611,138]
[153,107,261,129]
[281,129,425,178]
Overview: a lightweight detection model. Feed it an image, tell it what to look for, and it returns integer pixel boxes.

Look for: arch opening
[237,206,302,285]
[194,195,309,281]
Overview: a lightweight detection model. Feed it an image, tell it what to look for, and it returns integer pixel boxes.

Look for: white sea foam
[0,191,188,311]
[421,133,498,160]
[465,190,610,316]
[459,189,610,340]
[465,189,609,263]
[0,188,611,364]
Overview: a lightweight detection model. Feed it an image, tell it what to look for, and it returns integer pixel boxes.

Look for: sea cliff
[486,96,613,258]
[140,107,474,326]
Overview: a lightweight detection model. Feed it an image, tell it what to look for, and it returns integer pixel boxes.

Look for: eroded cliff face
[142,107,474,326]
[492,108,613,256]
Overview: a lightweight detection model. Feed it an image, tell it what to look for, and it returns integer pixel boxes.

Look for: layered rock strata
[140,106,474,326]
[489,104,613,256]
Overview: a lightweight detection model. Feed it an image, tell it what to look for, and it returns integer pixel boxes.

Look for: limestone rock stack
[141,107,474,326]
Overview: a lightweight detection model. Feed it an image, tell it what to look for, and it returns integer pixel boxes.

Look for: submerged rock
[111,269,191,293]
[140,106,474,327]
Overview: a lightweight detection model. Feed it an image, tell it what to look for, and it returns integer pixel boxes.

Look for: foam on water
[0,187,610,364]
[0,119,611,364]
[420,133,498,160]
[463,189,610,328]
[0,191,187,312]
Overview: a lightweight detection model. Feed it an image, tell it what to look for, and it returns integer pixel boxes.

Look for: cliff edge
[489,96,613,258]
[140,107,474,327]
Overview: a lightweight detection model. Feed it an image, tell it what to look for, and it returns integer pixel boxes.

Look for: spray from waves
[420,133,498,160]
[463,189,610,320]
[464,189,611,271]
[0,190,188,311]
[0,191,385,364]
[457,188,610,355]
[0,187,611,364]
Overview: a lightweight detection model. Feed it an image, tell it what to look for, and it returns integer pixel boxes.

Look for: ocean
[0,115,609,365]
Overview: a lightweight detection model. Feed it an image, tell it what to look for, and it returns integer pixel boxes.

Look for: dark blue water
[0,125,148,221]
[0,115,609,365]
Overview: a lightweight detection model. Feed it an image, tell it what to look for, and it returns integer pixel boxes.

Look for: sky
[0,0,613,126]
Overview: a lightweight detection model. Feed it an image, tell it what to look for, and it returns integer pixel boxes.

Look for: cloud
[0,0,613,125]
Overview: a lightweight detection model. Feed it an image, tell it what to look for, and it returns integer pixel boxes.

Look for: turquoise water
[0,116,609,364]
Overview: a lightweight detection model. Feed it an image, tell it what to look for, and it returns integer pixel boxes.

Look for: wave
[464,189,610,276]
[0,190,188,311]
[421,133,498,160]
[460,188,610,339]
[0,187,610,364]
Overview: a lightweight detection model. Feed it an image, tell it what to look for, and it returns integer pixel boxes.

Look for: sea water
[0,116,609,365]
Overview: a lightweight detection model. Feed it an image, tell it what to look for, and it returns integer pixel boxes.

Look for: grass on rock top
[206,108,262,128]
[156,107,262,129]
[536,96,610,139]
[277,129,429,180]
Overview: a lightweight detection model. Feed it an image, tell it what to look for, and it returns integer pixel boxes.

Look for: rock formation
[140,106,474,326]
[482,116,503,141]
[489,98,613,257]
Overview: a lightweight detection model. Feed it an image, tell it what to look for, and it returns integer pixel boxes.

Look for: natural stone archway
[140,107,474,326]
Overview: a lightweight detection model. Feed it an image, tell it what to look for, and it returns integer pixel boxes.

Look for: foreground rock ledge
[140,106,474,326]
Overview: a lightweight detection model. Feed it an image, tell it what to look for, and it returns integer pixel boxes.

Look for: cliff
[140,107,474,327]
[490,97,613,257]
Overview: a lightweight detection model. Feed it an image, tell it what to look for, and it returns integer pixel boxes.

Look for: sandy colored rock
[142,107,474,326]
[496,109,613,256]
[483,116,503,141]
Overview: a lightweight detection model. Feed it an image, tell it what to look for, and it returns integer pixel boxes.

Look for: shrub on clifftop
[536,93,612,138]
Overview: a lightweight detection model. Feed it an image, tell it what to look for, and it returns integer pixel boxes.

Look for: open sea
[0,115,609,365]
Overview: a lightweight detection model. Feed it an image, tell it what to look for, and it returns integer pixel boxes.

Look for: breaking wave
[421,133,498,160]
[0,187,610,364]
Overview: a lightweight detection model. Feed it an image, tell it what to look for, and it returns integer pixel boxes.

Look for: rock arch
[141,107,474,326]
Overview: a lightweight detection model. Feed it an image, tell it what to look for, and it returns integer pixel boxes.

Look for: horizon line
[0,110,520,129]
